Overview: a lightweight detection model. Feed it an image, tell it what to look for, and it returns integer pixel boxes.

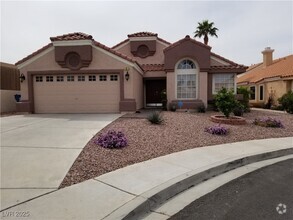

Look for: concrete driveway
[0,114,121,211]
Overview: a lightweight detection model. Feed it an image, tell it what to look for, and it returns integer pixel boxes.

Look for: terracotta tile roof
[164,35,211,52]
[210,52,247,73]
[50,32,93,41]
[15,43,53,66]
[112,33,171,49]
[141,64,165,72]
[128,32,158,37]
[237,54,293,84]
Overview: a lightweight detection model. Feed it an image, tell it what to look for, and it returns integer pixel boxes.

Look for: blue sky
[1,1,292,66]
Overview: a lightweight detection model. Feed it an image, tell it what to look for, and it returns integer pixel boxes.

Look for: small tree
[278,91,293,114]
[215,87,237,118]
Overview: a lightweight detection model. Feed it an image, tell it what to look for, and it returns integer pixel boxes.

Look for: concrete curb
[104,147,293,220]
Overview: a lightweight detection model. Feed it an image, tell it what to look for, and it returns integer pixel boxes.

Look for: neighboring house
[237,47,293,107]
[15,32,247,113]
[0,62,20,113]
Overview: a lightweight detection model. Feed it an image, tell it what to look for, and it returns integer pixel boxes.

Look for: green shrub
[197,105,206,113]
[215,87,237,118]
[147,111,164,124]
[233,103,244,116]
[237,87,250,112]
[169,103,177,112]
[278,91,293,114]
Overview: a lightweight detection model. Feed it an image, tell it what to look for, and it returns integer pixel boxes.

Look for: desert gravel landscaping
[60,110,293,188]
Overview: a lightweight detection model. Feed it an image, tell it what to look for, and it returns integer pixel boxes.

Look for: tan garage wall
[132,69,143,109]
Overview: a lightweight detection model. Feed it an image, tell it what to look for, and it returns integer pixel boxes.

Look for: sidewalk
[1,137,292,220]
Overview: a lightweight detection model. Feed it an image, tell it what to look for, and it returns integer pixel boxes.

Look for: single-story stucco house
[15,32,247,113]
[237,47,293,107]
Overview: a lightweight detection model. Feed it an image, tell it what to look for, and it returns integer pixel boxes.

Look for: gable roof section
[50,32,93,41]
[15,32,143,72]
[112,32,171,49]
[210,52,247,72]
[238,54,293,84]
[164,35,211,52]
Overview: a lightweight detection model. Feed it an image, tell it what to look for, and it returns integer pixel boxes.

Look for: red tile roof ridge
[15,43,53,66]
[141,63,165,72]
[128,32,158,37]
[50,32,93,41]
[164,35,211,52]
[112,35,171,50]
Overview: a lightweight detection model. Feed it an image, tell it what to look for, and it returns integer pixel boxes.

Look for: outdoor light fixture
[19,73,26,83]
[125,67,130,81]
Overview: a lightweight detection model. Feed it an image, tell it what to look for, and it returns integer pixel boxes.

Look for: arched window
[177,59,196,69]
[176,59,197,99]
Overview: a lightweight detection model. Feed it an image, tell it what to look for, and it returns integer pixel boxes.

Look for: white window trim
[259,84,264,101]
[212,73,237,95]
[175,59,198,100]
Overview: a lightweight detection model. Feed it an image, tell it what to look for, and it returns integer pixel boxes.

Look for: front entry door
[145,80,166,107]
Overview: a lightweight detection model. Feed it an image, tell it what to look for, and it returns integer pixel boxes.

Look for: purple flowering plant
[253,117,284,128]
[205,124,229,135]
[95,130,128,148]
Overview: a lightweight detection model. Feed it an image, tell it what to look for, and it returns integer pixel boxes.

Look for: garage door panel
[33,75,120,113]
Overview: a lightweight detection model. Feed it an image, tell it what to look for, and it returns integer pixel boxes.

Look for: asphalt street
[170,159,293,220]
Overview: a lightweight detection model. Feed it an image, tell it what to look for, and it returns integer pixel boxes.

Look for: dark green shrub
[169,103,176,112]
[215,87,237,118]
[197,105,206,113]
[278,91,293,114]
[237,87,250,112]
[233,103,244,116]
[264,94,274,109]
[161,89,167,111]
[147,111,164,124]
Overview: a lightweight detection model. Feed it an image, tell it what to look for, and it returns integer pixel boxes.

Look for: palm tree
[194,20,218,45]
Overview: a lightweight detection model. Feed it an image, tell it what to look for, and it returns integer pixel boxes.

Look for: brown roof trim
[112,39,130,49]
[128,32,158,37]
[50,32,93,41]
[92,40,144,71]
[15,43,53,66]
[211,52,242,66]
[112,35,171,50]
[164,35,211,52]
[141,64,165,72]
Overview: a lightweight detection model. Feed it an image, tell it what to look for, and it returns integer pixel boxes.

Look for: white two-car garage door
[33,74,120,113]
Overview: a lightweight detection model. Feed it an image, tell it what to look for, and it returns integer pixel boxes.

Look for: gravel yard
[60,110,293,188]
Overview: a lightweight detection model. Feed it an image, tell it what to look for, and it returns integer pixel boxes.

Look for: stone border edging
[104,147,293,220]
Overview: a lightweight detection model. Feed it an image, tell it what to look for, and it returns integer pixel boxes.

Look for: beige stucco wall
[249,79,293,106]
[116,41,167,64]
[143,71,166,78]
[0,90,19,112]
[167,72,175,104]
[132,69,144,109]
[198,72,208,107]
[18,45,143,109]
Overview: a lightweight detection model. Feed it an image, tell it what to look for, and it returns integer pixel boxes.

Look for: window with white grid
[35,76,43,82]
[78,75,85,81]
[99,75,107,81]
[212,74,235,94]
[176,59,197,99]
[110,75,118,81]
[46,76,53,82]
[67,75,74,82]
[89,75,96,81]
[56,76,64,82]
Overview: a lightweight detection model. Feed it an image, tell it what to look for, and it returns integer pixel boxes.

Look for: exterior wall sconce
[125,67,130,81]
[19,73,26,83]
